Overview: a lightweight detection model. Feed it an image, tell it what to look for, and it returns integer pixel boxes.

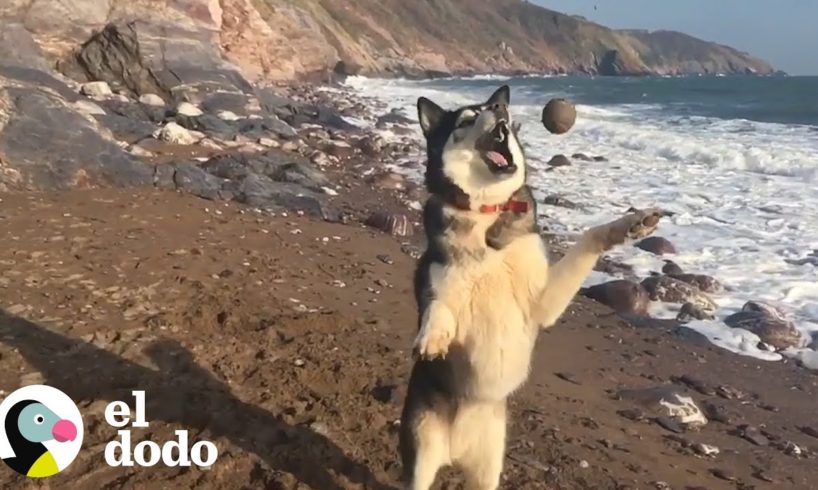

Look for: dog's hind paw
[593,208,664,251]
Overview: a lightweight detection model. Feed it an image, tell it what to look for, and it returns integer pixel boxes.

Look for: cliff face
[0,0,775,82]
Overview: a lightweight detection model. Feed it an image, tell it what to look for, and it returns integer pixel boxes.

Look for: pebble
[693,443,719,457]
[293,359,305,367]
[739,425,769,446]
[710,468,737,482]
[578,460,589,469]
[655,416,685,434]
[555,372,582,385]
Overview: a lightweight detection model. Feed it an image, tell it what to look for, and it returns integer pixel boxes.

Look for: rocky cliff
[1,0,774,83]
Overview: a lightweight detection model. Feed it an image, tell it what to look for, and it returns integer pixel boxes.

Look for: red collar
[478,199,529,214]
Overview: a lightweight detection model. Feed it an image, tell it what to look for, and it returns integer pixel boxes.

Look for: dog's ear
[417,97,445,137]
[487,85,510,106]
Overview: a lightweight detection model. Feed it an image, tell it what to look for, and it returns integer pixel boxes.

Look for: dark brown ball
[541,98,577,134]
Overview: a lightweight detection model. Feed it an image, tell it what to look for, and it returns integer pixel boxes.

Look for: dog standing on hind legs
[399,85,663,490]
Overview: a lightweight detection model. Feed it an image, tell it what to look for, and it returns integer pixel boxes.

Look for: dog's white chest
[449,234,549,400]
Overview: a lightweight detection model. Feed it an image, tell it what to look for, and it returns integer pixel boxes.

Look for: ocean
[344,75,818,363]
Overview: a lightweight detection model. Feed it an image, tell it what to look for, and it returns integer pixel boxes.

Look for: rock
[370,384,397,404]
[67,24,169,97]
[175,102,204,117]
[640,276,717,318]
[0,22,50,70]
[238,116,298,140]
[547,154,572,167]
[799,426,818,439]
[376,108,413,126]
[710,468,737,482]
[175,113,236,137]
[635,236,677,255]
[555,372,582,385]
[738,425,769,446]
[153,122,200,145]
[616,385,707,429]
[94,114,157,144]
[356,135,386,156]
[229,173,335,221]
[98,99,165,124]
[581,280,650,315]
[701,402,732,424]
[139,93,165,107]
[365,211,413,237]
[541,98,576,134]
[668,273,723,293]
[62,22,252,99]
[80,81,113,98]
[571,153,593,161]
[171,162,226,200]
[367,172,406,191]
[675,302,714,322]
[201,92,252,116]
[322,140,356,159]
[673,374,715,396]
[543,194,579,209]
[693,443,719,457]
[724,301,803,350]
[258,138,279,148]
[661,260,684,275]
[73,99,106,116]
[0,82,153,190]
[270,162,330,192]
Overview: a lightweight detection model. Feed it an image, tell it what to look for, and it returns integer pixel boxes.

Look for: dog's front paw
[413,327,454,360]
[593,208,663,251]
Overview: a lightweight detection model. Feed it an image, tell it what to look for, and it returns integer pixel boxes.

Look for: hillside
[0,0,774,82]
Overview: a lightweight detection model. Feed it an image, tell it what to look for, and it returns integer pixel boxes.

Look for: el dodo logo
[0,385,82,478]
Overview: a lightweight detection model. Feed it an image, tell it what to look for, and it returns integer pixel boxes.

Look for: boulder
[175,102,203,117]
[171,162,226,201]
[581,280,650,315]
[543,194,579,209]
[0,82,152,191]
[376,108,414,126]
[541,98,576,135]
[153,122,200,145]
[640,276,717,319]
[238,116,297,140]
[724,301,803,350]
[67,23,170,98]
[139,93,166,107]
[365,211,413,237]
[80,81,113,98]
[547,154,572,167]
[661,260,684,275]
[635,236,677,255]
[668,273,723,294]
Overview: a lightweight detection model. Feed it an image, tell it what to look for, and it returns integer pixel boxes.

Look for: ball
[541,98,576,135]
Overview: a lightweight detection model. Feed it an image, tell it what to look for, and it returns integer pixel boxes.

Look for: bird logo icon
[0,385,83,478]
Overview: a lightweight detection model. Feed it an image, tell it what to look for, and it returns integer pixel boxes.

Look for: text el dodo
[104,391,218,468]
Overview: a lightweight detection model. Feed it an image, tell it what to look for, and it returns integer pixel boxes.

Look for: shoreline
[1,68,817,488]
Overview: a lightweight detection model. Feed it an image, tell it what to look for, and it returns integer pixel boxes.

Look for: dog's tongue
[486,151,508,167]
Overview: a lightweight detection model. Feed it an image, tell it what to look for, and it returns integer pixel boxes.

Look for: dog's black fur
[400,85,537,485]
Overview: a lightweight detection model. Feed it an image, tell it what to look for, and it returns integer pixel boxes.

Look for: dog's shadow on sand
[0,310,392,490]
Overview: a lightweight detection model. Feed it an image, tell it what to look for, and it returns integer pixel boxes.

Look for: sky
[535,1,817,75]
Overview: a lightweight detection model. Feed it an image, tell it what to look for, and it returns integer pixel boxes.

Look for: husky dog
[399,85,661,490]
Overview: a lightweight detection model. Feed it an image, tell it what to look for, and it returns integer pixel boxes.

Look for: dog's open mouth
[477,122,516,174]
